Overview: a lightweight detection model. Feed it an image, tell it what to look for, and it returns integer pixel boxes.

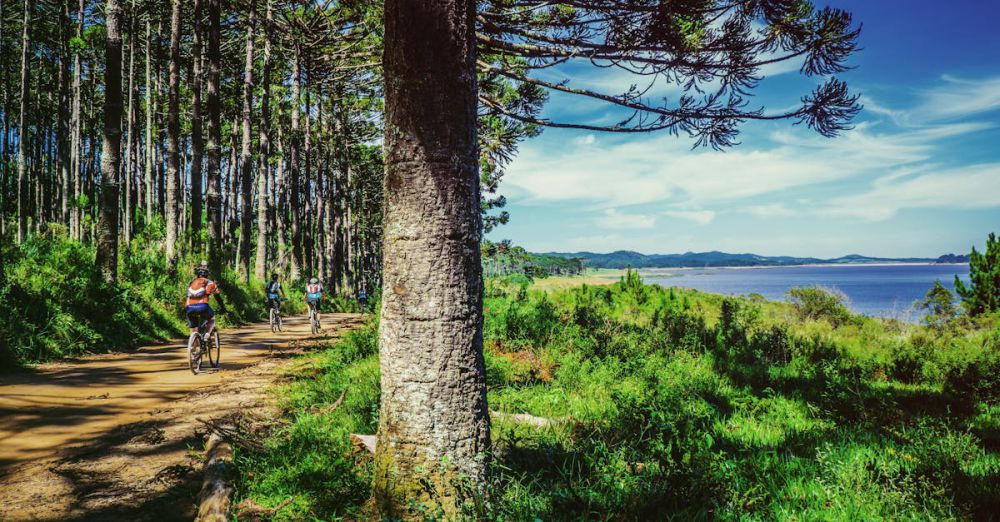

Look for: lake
[641,264,971,320]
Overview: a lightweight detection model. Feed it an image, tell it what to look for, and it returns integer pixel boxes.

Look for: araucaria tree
[955,232,1000,316]
[95,0,123,284]
[375,0,862,517]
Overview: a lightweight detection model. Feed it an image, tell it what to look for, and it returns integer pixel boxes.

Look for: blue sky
[486,0,1000,258]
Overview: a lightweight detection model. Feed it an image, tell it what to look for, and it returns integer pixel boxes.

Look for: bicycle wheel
[276,311,282,331]
[208,330,222,368]
[188,334,202,375]
[269,307,278,333]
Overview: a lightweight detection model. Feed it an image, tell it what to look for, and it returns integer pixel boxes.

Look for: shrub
[787,286,854,327]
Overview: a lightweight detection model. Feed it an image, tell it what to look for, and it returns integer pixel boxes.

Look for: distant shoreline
[631,262,969,272]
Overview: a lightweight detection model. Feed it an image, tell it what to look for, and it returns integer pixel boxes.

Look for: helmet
[196,260,210,277]
[271,273,278,280]
[310,278,319,284]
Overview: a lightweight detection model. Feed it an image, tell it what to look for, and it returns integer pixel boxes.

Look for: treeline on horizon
[546,249,972,269]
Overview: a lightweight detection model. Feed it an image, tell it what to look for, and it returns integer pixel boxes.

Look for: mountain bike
[308,301,321,335]
[268,299,282,333]
[188,317,221,374]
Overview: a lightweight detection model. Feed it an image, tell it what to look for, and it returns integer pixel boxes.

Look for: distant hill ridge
[543,250,970,269]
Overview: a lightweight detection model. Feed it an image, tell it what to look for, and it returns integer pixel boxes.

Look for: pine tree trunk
[303,75,313,276]
[289,47,302,280]
[70,0,84,240]
[144,19,154,221]
[165,0,181,268]
[16,0,31,243]
[59,0,71,228]
[190,0,203,250]
[96,0,123,284]
[124,12,136,244]
[374,0,488,516]
[254,0,272,280]
[237,0,255,281]
[205,0,222,273]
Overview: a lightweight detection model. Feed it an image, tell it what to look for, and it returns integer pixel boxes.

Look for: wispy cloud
[663,209,716,225]
[917,75,1000,121]
[600,208,657,229]
[821,163,1000,220]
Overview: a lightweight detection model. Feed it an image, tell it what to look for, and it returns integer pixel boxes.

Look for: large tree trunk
[16,0,31,243]
[165,0,181,268]
[374,0,488,517]
[205,0,222,273]
[96,0,123,284]
[237,0,255,282]
[254,0,273,280]
[190,0,203,250]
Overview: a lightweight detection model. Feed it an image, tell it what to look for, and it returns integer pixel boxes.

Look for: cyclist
[305,277,323,323]
[185,262,225,338]
[357,286,368,313]
[265,273,285,312]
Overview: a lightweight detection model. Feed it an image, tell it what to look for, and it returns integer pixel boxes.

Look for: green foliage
[0,228,268,369]
[787,285,854,327]
[920,280,959,329]
[234,323,381,519]
[955,231,1000,316]
[238,277,1000,520]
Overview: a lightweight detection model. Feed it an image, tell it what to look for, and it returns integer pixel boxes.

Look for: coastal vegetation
[234,269,1000,520]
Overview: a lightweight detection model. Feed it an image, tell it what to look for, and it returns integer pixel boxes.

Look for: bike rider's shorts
[267,293,281,308]
[185,303,215,328]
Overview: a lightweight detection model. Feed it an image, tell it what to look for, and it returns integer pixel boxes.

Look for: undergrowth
[235,272,1000,520]
[0,226,356,369]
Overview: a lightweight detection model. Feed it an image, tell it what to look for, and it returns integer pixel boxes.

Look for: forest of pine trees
[0,0,384,295]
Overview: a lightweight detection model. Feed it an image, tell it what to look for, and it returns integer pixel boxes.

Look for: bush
[787,286,854,327]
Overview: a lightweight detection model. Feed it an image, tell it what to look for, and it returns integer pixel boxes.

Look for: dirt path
[0,313,364,522]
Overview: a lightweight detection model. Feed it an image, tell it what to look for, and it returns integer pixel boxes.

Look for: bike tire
[277,312,282,331]
[208,330,221,368]
[270,308,278,333]
[188,335,202,375]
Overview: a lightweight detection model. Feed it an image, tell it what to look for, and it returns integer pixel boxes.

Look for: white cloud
[573,134,596,145]
[745,204,795,217]
[506,119,986,208]
[917,75,1000,121]
[821,163,1000,220]
[663,209,716,225]
[600,208,656,229]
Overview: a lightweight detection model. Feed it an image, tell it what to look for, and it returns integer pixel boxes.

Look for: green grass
[235,272,1000,520]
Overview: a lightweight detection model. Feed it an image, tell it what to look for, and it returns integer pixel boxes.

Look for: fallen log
[490,410,569,428]
[195,429,236,522]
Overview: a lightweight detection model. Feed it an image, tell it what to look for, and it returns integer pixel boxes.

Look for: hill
[544,250,968,269]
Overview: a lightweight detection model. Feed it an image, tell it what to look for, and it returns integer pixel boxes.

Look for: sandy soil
[0,313,364,522]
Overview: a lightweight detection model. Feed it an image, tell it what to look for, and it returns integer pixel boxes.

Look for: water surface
[642,264,970,319]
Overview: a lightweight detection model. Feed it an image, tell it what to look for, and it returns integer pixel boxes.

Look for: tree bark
[254,0,273,280]
[165,0,181,268]
[237,0,255,282]
[289,47,302,280]
[144,18,154,220]
[190,0,203,250]
[124,9,136,244]
[205,0,222,273]
[59,0,72,228]
[96,0,124,284]
[70,0,84,240]
[16,0,31,243]
[374,0,488,517]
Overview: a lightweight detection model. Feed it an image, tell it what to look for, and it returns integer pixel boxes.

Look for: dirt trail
[0,313,364,521]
